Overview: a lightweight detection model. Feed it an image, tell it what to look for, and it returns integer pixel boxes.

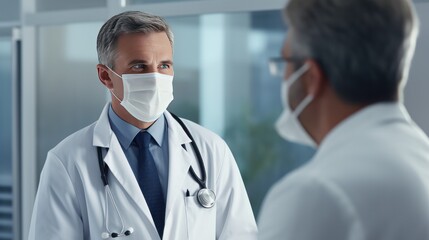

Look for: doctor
[259,0,429,239]
[29,11,257,240]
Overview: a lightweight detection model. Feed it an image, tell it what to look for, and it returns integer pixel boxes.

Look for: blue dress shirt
[108,105,170,199]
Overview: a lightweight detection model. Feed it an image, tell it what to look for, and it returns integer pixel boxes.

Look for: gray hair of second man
[97,11,174,69]
[285,0,419,104]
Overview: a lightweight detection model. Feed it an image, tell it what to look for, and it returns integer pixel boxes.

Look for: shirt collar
[316,102,410,157]
[108,104,166,149]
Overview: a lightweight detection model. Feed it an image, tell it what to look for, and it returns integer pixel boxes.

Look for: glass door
[0,35,14,240]
[0,28,21,240]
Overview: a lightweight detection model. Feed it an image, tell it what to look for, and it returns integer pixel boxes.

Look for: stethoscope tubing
[97,113,208,189]
[169,113,207,189]
[96,113,215,238]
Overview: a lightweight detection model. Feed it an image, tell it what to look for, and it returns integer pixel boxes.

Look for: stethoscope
[97,113,216,239]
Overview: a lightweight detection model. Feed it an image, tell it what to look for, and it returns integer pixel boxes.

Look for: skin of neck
[301,86,368,146]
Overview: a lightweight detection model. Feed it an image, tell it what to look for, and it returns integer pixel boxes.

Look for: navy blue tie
[135,131,165,238]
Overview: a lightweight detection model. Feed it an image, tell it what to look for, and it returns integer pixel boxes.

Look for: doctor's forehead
[115,32,173,59]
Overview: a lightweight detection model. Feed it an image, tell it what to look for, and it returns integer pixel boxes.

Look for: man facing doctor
[259,0,429,239]
[28,11,257,240]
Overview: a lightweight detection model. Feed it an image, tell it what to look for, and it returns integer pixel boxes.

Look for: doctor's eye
[159,63,171,69]
[131,64,146,71]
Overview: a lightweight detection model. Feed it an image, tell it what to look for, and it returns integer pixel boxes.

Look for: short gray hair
[285,0,419,104]
[97,11,174,69]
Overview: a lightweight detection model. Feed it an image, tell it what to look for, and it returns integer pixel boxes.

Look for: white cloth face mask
[275,63,317,147]
[108,67,174,122]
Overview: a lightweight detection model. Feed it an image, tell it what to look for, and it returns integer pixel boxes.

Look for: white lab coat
[29,104,257,240]
[258,103,429,240]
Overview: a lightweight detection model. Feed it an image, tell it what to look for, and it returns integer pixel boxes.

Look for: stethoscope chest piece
[197,188,216,208]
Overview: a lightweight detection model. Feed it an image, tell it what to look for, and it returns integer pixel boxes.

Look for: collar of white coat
[93,103,192,148]
[317,102,411,155]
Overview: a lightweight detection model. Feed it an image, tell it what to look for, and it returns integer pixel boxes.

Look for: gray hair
[285,0,419,104]
[97,11,174,69]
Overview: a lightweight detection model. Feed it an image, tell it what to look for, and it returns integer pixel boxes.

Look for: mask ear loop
[293,95,314,117]
[110,89,122,103]
[286,63,310,89]
[105,65,122,78]
[105,65,123,103]
[285,63,312,116]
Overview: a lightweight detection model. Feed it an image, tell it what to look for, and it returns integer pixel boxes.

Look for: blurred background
[1,0,429,239]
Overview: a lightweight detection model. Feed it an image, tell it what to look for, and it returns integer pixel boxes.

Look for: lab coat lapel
[164,112,193,220]
[104,137,154,220]
[93,103,157,232]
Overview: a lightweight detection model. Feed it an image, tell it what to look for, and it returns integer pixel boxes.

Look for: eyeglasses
[268,57,303,78]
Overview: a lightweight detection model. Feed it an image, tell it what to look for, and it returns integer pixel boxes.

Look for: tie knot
[135,131,152,148]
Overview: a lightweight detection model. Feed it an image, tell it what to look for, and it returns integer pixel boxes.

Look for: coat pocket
[185,195,216,240]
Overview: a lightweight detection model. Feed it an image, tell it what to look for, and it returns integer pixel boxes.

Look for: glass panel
[167,11,315,216]
[167,16,201,123]
[36,22,106,173]
[0,37,13,240]
[0,1,20,21]
[36,0,106,12]
[35,11,315,218]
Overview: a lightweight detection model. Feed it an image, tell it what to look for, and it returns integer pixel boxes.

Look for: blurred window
[35,10,315,218]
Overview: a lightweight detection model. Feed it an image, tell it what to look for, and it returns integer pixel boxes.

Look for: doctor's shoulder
[258,169,361,240]
[46,122,98,168]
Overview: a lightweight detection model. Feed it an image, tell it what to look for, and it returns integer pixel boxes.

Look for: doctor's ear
[97,64,114,89]
[303,59,327,98]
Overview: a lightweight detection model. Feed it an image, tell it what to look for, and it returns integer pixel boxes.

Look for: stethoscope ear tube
[101,227,134,239]
[98,148,134,238]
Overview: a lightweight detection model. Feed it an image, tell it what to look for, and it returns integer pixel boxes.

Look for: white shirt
[258,103,429,240]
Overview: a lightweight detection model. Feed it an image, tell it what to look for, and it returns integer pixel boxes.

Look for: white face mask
[108,67,174,122]
[275,63,317,147]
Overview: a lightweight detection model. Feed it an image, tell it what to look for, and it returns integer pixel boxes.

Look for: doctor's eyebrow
[128,59,174,66]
